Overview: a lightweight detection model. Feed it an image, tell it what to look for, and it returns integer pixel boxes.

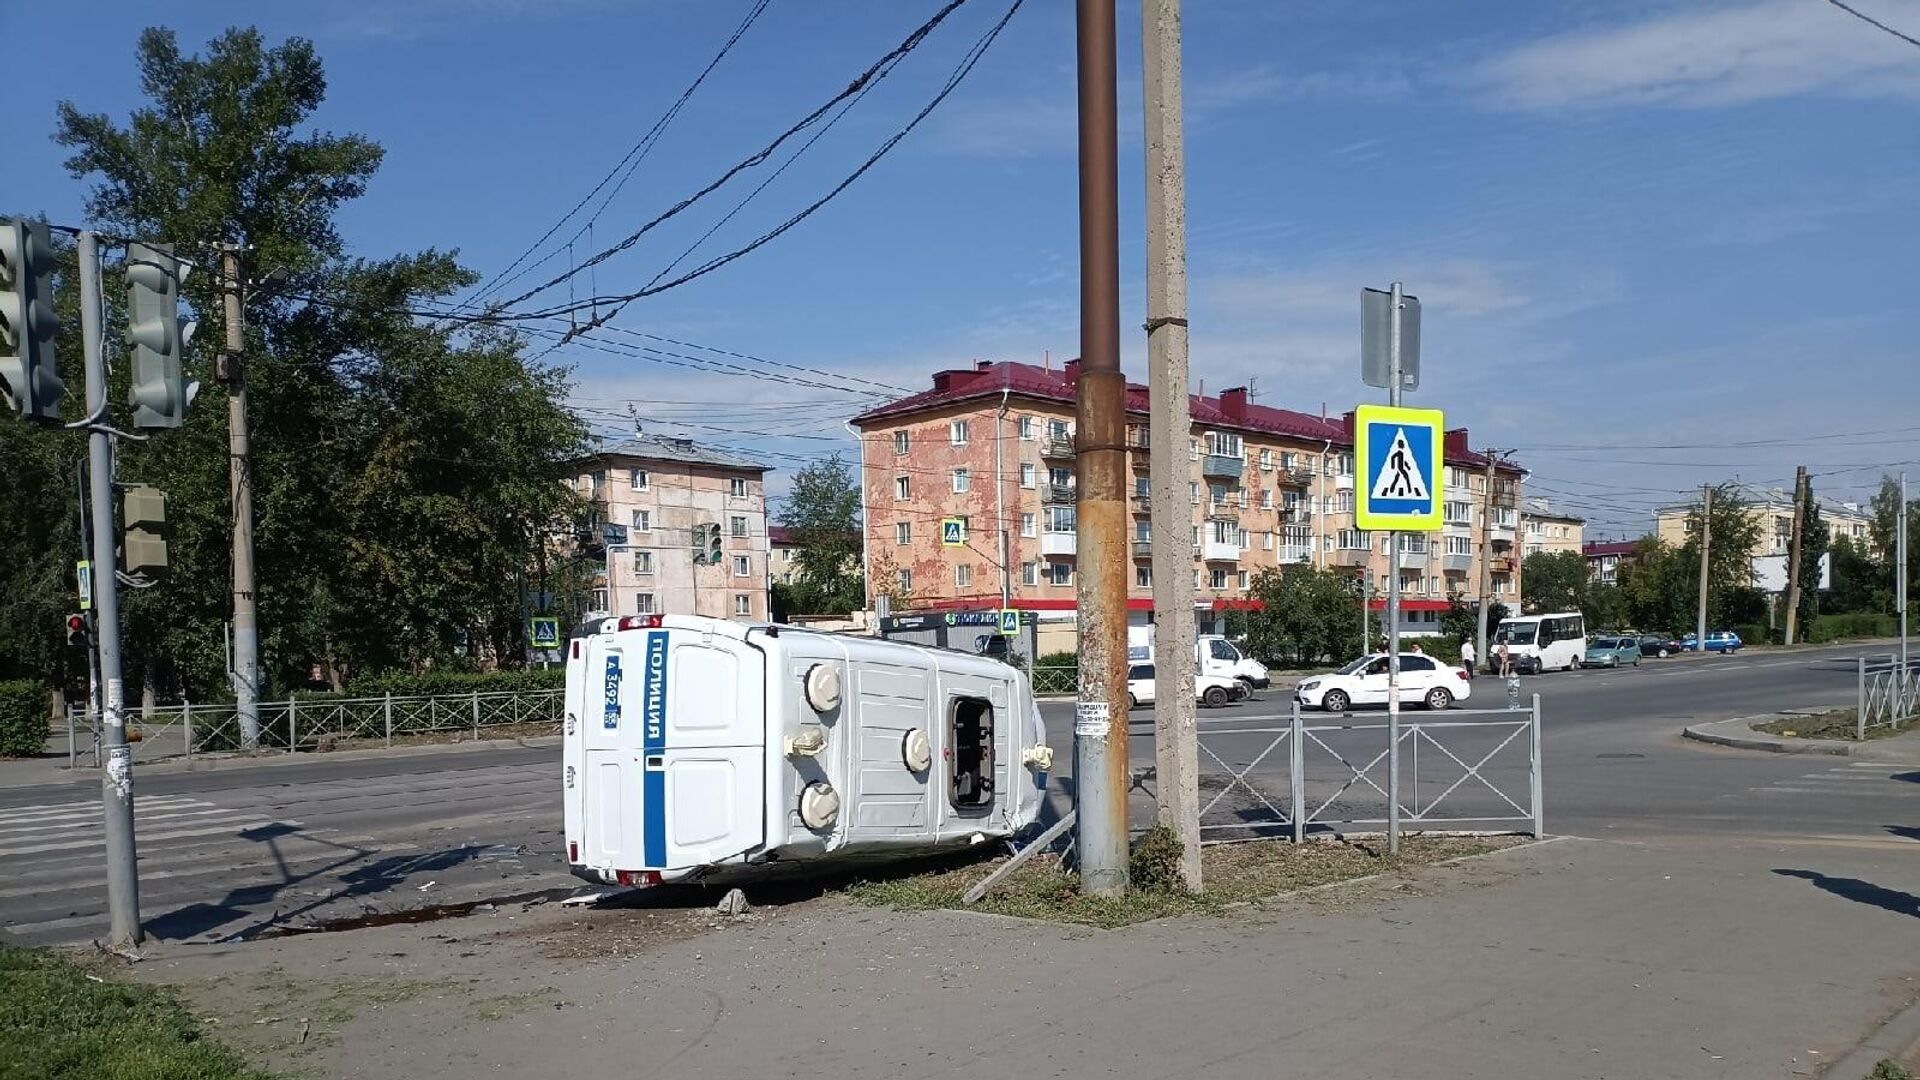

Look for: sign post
[1356,282,1443,855]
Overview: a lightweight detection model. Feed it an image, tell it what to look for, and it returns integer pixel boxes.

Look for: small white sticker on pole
[1074,700,1110,737]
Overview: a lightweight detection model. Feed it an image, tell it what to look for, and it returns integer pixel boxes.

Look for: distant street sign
[998,608,1020,636]
[1355,403,1444,531]
[601,523,629,548]
[1361,287,1420,391]
[941,517,967,546]
[528,616,561,649]
[76,560,93,612]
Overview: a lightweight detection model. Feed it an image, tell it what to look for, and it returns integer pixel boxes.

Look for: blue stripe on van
[641,630,668,867]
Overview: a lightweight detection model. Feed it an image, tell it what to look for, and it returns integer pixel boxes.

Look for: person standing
[1460,637,1476,676]
[1495,638,1513,677]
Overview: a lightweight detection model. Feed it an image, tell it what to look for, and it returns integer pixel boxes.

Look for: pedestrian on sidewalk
[1495,639,1512,677]
[1461,638,1476,675]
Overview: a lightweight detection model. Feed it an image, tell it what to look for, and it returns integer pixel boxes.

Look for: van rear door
[579,625,766,874]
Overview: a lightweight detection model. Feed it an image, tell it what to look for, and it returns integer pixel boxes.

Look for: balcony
[1201,454,1244,480]
[1130,493,1153,513]
[1126,426,1151,450]
[1040,532,1077,557]
[1202,540,1241,563]
[1279,546,1313,565]
[1279,467,1317,487]
[1131,451,1151,472]
[1040,434,1076,460]
[1491,524,1517,544]
[1131,539,1152,560]
[1335,474,1354,491]
[1397,548,1429,570]
[1443,553,1474,573]
[1206,504,1240,524]
[1488,555,1514,574]
[1279,506,1311,525]
[1327,548,1371,568]
[1042,482,1078,504]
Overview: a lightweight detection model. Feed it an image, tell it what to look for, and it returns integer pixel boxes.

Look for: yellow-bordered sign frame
[1354,403,1445,531]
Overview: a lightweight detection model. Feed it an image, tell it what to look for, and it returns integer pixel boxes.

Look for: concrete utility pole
[1899,472,1909,692]
[79,232,142,947]
[1141,0,1200,890]
[1784,465,1808,646]
[1072,0,1129,896]
[219,246,261,748]
[1696,485,1713,650]
[1385,282,1405,856]
[1474,453,1499,673]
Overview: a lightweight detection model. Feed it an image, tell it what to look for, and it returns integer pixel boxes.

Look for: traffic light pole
[79,231,142,948]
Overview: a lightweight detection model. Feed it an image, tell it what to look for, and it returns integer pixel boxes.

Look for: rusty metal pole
[1073,0,1129,896]
[1142,0,1200,890]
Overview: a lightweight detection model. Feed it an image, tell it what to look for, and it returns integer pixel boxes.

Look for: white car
[1127,663,1243,708]
[1295,653,1473,712]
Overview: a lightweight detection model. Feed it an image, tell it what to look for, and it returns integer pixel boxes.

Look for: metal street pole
[1784,465,1807,646]
[1696,485,1712,650]
[1142,0,1200,890]
[1899,472,1908,693]
[79,232,142,947]
[1474,454,1497,672]
[1385,282,1404,856]
[220,246,261,748]
[1073,0,1129,896]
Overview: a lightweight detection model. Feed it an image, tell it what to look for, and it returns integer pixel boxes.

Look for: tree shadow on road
[1773,868,1920,918]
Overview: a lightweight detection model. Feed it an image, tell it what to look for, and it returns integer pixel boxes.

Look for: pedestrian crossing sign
[941,517,967,546]
[1355,404,1444,531]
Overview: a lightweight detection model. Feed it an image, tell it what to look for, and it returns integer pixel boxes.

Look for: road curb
[1682,715,1855,756]
[1826,992,1920,1080]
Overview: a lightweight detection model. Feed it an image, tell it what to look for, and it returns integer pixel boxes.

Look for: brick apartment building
[850,360,1526,637]
[570,434,772,621]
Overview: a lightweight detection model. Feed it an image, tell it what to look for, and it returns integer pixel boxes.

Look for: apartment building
[570,434,772,621]
[768,526,801,586]
[1521,500,1585,557]
[1583,539,1638,584]
[1653,492,1874,556]
[849,360,1527,637]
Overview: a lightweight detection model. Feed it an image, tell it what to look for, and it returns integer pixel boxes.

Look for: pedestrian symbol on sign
[941,517,967,546]
[529,616,561,650]
[1371,428,1429,501]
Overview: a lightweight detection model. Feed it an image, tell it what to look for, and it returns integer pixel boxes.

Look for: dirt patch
[501,904,725,961]
[1753,709,1916,740]
[847,833,1524,929]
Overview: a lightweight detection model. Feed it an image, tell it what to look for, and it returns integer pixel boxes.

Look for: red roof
[1583,540,1638,558]
[767,526,797,547]
[851,360,1519,472]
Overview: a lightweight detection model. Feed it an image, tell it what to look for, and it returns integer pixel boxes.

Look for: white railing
[1858,655,1920,737]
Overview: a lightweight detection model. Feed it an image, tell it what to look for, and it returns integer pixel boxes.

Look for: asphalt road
[0,641,1909,947]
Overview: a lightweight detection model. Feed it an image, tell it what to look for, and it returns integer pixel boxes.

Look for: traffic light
[124,241,197,429]
[65,613,88,648]
[0,219,65,422]
[122,484,168,578]
[706,522,723,567]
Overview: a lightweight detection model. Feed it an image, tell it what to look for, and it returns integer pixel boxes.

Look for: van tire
[1203,685,1229,708]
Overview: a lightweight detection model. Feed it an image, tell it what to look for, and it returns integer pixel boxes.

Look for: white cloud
[1471,0,1920,109]
[1205,258,1532,320]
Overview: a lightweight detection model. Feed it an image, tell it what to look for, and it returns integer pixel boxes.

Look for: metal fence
[1858,655,1920,738]
[1031,665,1076,695]
[1162,696,1543,844]
[67,688,564,767]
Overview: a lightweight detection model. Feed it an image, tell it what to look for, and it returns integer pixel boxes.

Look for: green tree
[1829,535,1889,615]
[1617,536,1690,634]
[1869,475,1919,618]
[19,26,589,698]
[1520,550,1588,615]
[1792,494,1829,634]
[1244,565,1363,668]
[777,455,864,616]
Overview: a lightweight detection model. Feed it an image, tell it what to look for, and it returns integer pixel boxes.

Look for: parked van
[1493,613,1588,674]
[1126,626,1270,691]
[563,614,1051,889]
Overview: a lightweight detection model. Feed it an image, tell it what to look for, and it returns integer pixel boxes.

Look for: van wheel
[1203,685,1229,708]
[1424,687,1453,710]
[1322,689,1350,713]
[1128,692,1138,708]
[1234,678,1253,700]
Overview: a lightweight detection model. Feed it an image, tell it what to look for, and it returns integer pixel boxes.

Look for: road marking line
[0,806,252,837]
[0,795,202,821]
[0,819,290,858]
[0,836,413,899]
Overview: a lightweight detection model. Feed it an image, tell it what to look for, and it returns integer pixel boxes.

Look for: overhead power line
[1824,0,1920,48]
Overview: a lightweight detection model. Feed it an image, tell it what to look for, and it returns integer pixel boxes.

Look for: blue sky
[8,0,1920,534]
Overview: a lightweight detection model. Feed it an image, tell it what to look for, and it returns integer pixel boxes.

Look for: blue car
[1682,630,1743,653]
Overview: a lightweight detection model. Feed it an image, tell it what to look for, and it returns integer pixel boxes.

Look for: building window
[1048,562,1072,586]
[896,521,912,545]
[634,551,654,575]
[635,593,655,614]
[955,564,973,588]
[950,420,970,445]
[734,594,751,616]
[1134,475,1149,498]
[1046,506,1076,533]
[1281,451,1297,470]
[781,548,793,563]
[732,555,750,577]
[730,477,748,497]
[1189,482,1200,506]
[1263,532,1274,550]
[1211,568,1228,589]
[898,567,913,592]
[1021,513,1036,537]
[631,509,651,532]
[1020,462,1036,488]
[895,475,910,500]
[952,468,971,493]
[1021,561,1037,586]
[1018,416,1036,440]
[1136,565,1152,587]
[1048,418,1070,439]
[591,587,609,611]
[893,430,910,454]
[1189,439,1200,461]
[1238,570,1250,590]
[1260,489,1274,510]
[730,515,747,538]
[1259,448,1273,471]
[1207,431,1243,457]
[630,468,649,490]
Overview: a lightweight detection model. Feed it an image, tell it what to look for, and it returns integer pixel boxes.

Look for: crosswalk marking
[0,795,283,858]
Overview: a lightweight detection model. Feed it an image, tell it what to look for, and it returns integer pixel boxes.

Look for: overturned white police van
[562,614,1052,888]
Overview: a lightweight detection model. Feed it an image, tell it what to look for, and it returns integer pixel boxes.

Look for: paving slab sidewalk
[128,832,1920,1080]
